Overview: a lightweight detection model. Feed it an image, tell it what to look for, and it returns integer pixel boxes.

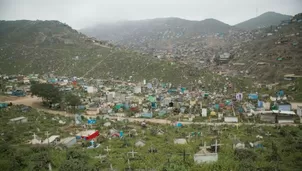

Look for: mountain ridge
[234,11,292,30]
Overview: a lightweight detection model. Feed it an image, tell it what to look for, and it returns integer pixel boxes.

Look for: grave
[194,140,219,164]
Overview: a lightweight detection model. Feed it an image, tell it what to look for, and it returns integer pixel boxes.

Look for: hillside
[225,13,302,81]
[0,20,246,89]
[81,18,231,49]
[235,12,292,30]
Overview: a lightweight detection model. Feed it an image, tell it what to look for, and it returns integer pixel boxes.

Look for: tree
[31,83,61,104]
[64,93,81,112]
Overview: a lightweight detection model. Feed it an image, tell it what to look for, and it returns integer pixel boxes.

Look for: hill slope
[227,13,302,81]
[235,12,292,30]
[81,18,231,48]
[0,20,243,89]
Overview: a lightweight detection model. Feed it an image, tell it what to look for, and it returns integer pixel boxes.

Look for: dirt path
[4,96,73,117]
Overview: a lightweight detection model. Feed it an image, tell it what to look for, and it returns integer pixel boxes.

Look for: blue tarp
[88,119,96,124]
[120,131,124,137]
[248,94,258,100]
[175,122,183,127]
[147,83,152,89]
[277,90,284,97]
[257,101,264,108]
[181,87,186,93]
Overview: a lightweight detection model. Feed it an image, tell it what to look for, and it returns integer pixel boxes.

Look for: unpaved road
[4,96,73,117]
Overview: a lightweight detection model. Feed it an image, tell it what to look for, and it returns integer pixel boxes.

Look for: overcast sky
[0,0,301,29]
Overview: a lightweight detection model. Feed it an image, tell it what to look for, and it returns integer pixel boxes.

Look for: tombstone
[135,140,145,147]
[174,138,187,144]
[202,108,207,117]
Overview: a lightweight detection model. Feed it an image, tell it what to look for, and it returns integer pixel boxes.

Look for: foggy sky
[0,0,301,29]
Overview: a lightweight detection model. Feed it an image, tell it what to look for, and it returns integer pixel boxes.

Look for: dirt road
[4,96,73,117]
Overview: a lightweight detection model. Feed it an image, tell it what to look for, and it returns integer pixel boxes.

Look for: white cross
[127,148,137,158]
[104,146,111,154]
[33,133,37,139]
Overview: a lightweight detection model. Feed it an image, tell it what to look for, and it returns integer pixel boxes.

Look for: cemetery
[0,73,302,170]
[0,102,302,170]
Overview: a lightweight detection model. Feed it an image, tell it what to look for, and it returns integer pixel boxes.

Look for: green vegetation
[30,83,62,103]
[1,106,302,170]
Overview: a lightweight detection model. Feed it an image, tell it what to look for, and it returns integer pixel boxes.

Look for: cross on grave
[33,133,37,140]
[105,146,111,154]
[127,148,137,158]
[203,140,222,153]
[178,149,190,162]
